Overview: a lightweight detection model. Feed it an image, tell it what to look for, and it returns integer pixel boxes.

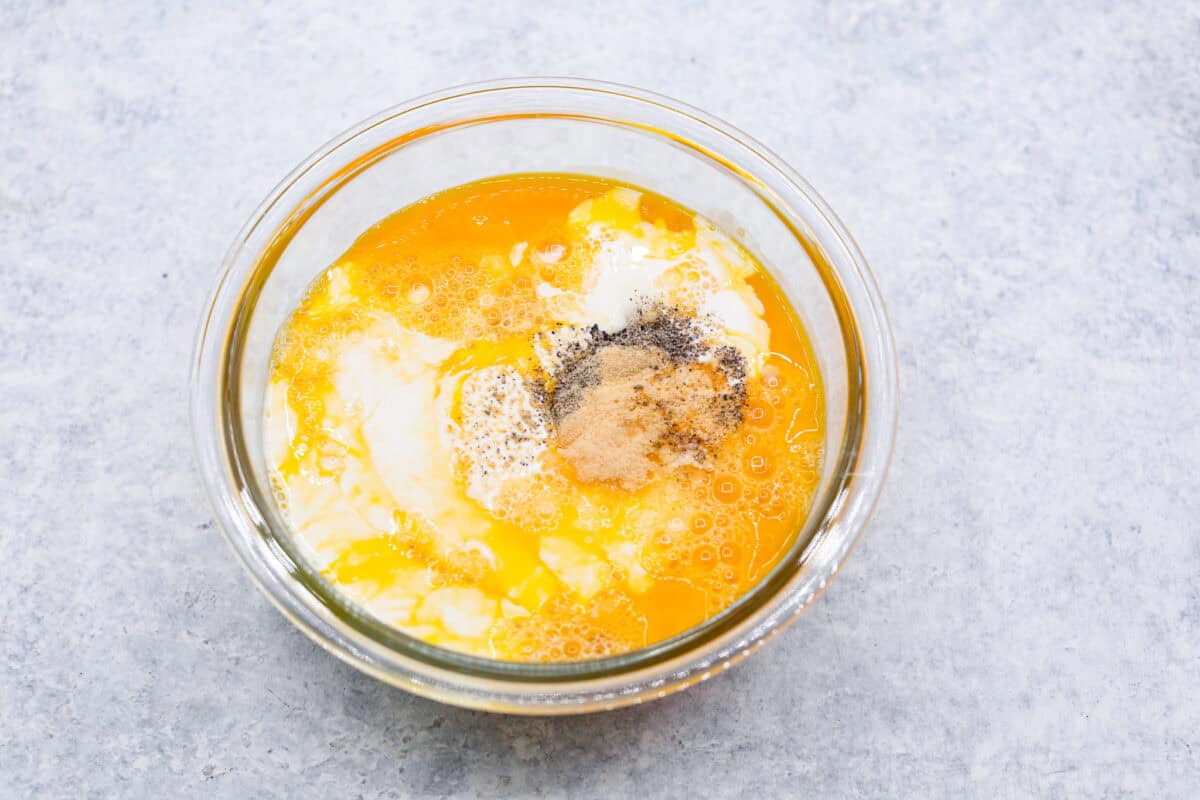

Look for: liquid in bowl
[264,173,825,662]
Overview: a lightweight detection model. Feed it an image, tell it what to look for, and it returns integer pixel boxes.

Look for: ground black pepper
[536,303,749,488]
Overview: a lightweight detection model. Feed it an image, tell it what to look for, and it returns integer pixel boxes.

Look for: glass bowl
[190,78,897,714]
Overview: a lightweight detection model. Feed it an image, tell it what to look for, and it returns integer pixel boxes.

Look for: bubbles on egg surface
[711,473,742,504]
[269,474,290,514]
[631,376,816,603]
[744,450,774,480]
[491,471,571,533]
[536,242,566,264]
[492,589,645,662]
[747,399,774,429]
[753,484,787,519]
[441,546,491,585]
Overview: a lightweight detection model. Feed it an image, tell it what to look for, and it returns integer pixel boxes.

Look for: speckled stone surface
[3,1,1198,797]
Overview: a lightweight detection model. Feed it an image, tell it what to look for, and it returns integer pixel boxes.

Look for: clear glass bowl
[191,78,897,714]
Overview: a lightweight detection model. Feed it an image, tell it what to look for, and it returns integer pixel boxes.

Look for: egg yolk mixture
[265,174,824,661]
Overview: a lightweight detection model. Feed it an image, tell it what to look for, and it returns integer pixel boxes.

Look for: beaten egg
[265,174,824,661]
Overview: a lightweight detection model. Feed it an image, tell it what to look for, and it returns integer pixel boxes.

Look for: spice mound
[542,306,747,490]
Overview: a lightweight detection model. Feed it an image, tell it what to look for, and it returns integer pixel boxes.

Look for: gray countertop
[3,1,1198,797]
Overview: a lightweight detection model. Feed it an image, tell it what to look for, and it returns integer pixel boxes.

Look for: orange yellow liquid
[268,174,824,661]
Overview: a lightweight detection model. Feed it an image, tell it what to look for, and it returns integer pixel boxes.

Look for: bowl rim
[190,76,897,713]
